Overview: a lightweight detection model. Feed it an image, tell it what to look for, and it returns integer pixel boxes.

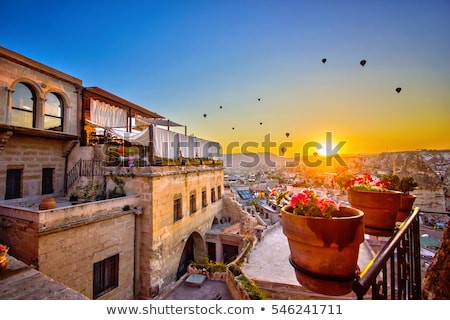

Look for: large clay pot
[348,189,402,234]
[281,205,364,295]
[39,197,57,210]
[397,194,416,222]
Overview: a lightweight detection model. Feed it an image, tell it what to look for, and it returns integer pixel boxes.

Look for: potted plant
[281,188,364,295]
[69,193,79,204]
[0,243,9,272]
[269,188,289,206]
[383,174,419,222]
[332,167,402,235]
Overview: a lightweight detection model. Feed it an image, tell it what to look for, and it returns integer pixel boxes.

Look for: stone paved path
[242,223,374,289]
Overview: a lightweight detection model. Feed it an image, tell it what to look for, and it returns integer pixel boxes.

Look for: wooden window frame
[189,192,197,215]
[93,254,119,299]
[5,168,22,200]
[202,189,207,208]
[42,168,54,195]
[174,196,183,222]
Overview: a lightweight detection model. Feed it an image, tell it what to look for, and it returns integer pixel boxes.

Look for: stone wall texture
[123,166,224,298]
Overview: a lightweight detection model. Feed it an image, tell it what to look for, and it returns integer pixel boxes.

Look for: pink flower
[318,198,338,213]
[301,188,316,198]
[269,189,278,198]
[288,188,339,217]
[290,192,305,208]
[0,244,9,256]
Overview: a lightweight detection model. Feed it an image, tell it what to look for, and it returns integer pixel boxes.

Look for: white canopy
[108,125,220,159]
[90,98,127,128]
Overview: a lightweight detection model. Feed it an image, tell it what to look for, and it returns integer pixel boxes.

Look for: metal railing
[352,207,422,299]
[66,159,106,190]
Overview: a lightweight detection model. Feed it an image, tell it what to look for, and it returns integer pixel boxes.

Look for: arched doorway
[176,232,205,279]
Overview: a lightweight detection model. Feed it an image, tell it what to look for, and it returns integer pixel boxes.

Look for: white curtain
[151,125,220,159]
[152,125,176,158]
[107,124,221,159]
[90,99,127,128]
[110,127,150,146]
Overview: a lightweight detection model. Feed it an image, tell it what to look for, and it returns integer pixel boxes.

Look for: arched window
[44,92,63,131]
[11,82,35,128]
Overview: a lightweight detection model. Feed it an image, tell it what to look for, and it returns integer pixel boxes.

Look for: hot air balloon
[219,105,222,109]
[232,127,235,130]
[203,114,207,118]
[395,87,402,93]
[360,59,367,67]
[281,147,286,154]
[285,132,290,138]
[257,98,261,101]
[322,58,327,64]
[259,122,263,125]
[313,152,318,157]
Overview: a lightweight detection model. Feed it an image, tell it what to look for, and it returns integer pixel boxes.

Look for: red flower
[288,188,339,218]
[0,244,9,256]
[290,191,308,208]
[269,189,278,198]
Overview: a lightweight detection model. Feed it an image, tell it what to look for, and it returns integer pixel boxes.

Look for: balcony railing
[66,159,106,190]
[352,207,422,299]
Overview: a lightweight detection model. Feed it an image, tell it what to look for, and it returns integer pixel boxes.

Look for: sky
[1,0,449,156]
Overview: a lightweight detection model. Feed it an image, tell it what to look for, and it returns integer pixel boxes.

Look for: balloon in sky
[321,58,327,64]
[203,114,207,118]
[219,105,222,109]
[396,87,402,93]
[360,59,367,67]
[257,98,261,101]
[232,127,235,130]
[259,122,263,125]
[285,132,290,138]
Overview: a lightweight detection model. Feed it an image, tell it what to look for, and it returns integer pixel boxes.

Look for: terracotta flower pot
[397,194,416,222]
[281,205,364,295]
[38,197,57,210]
[347,189,402,234]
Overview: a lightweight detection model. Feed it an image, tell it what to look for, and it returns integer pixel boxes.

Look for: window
[202,189,207,208]
[174,197,182,222]
[211,187,216,203]
[5,168,22,200]
[11,82,36,128]
[93,254,119,299]
[42,168,54,195]
[44,92,63,131]
[189,192,197,215]
[218,186,222,199]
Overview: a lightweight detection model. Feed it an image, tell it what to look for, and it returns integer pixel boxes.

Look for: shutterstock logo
[222,132,347,168]
[101,131,347,169]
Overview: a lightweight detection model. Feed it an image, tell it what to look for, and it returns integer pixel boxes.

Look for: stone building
[0,45,227,299]
[0,46,81,202]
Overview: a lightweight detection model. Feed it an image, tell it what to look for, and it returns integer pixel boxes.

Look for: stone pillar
[5,87,13,123]
[216,241,223,262]
[35,96,45,129]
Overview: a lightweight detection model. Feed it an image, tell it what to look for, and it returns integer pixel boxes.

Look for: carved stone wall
[422,223,450,299]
